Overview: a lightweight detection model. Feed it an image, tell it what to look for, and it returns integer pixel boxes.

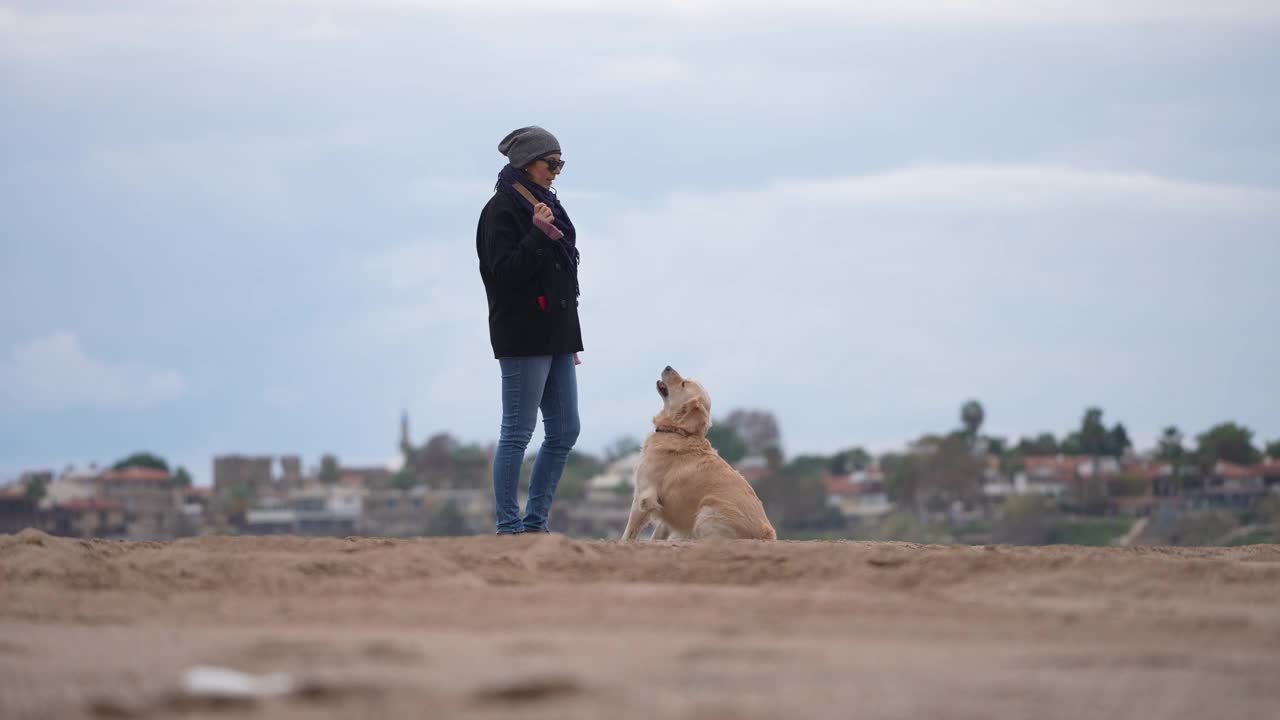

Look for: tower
[399,406,412,458]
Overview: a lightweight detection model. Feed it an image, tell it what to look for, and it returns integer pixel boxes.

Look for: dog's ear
[675,397,711,437]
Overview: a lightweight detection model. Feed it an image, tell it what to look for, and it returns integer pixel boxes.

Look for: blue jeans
[492,354,580,533]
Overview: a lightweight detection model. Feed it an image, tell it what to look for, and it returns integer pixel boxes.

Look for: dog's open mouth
[656,380,668,398]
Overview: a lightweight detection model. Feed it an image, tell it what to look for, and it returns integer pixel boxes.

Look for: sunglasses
[540,157,566,172]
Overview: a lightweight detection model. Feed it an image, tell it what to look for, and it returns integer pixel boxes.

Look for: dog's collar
[654,426,689,436]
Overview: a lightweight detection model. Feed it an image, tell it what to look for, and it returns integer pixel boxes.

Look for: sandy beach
[2,529,1278,719]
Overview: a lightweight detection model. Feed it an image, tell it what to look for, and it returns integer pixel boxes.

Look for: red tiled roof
[1257,459,1280,476]
[101,467,171,482]
[1216,462,1262,480]
[824,474,859,497]
[56,498,124,512]
[824,474,883,497]
[1128,463,1171,481]
[1024,456,1086,473]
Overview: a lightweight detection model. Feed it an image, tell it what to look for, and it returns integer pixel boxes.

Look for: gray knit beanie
[498,126,561,169]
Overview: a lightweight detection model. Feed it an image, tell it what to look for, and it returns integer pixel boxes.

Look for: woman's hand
[531,202,563,240]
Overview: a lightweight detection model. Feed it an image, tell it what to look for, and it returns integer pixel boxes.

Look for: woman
[475,126,582,534]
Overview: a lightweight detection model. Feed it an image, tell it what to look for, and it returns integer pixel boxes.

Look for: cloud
[2,1,1275,66]
[3,0,1276,471]
[0,332,188,412]
[405,178,498,209]
[764,166,1280,214]
[83,129,371,216]
[195,0,1280,23]
[357,240,490,338]
[579,165,1279,450]
[350,164,1279,454]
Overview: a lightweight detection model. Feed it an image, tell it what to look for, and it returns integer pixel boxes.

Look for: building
[213,455,275,511]
[734,455,771,485]
[565,453,640,538]
[97,467,181,539]
[42,498,127,538]
[45,469,102,507]
[0,486,37,534]
[244,483,364,536]
[339,466,395,492]
[358,485,492,537]
[983,456,1092,499]
[361,486,431,537]
[179,487,214,536]
[1198,461,1274,508]
[279,455,304,491]
[425,488,492,534]
[825,469,892,521]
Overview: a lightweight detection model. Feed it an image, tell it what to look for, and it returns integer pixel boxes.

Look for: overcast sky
[2,0,1278,483]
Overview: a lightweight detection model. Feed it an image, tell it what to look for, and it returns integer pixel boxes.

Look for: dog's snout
[663,365,673,373]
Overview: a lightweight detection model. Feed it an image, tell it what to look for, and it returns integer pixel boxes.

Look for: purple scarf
[496,164,577,256]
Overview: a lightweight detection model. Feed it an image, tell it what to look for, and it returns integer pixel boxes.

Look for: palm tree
[961,400,985,440]
[23,475,47,527]
[1157,426,1186,495]
[1078,407,1110,502]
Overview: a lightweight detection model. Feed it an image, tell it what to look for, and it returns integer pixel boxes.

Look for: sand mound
[5,529,1278,596]
[3,532,1278,720]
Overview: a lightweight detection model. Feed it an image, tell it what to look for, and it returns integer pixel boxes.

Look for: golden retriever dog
[621,366,777,542]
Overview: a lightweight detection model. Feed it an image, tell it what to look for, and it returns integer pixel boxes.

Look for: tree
[829,447,871,475]
[555,450,604,503]
[1060,432,1083,455]
[880,452,919,510]
[450,444,490,490]
[1265,439,1280,461]
[1157,426,1187,493]
[172,466,193,489]
[1000,449,1027,478]
[883,435,984,517]
[762,445,784,472]
[1016,433,1059,456]
[706,423,748,466]
[23,474,48,506]
[1106,423,1131,458]
[993,495,1055,545]
[424,500,469,536]
[961,400,985,438]
[1157,426,1185,463]
[392,466,418,492]
[1077,407,1112,500]
[319,454,340,485]
[784,455,831,477]
[1195,422,1262,467]
[520,450,601,501]
[755,457,830,533]
[225,485,253,515]
[723,409,782,457]
[112,452,169,472]
[919,433,986,510]
[1078,408,1109,458]
[417,432,458,485]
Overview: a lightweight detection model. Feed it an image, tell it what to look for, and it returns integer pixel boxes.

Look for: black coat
[475,191,584,358]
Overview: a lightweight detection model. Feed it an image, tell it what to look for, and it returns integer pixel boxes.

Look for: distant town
[4,403,1278,546]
